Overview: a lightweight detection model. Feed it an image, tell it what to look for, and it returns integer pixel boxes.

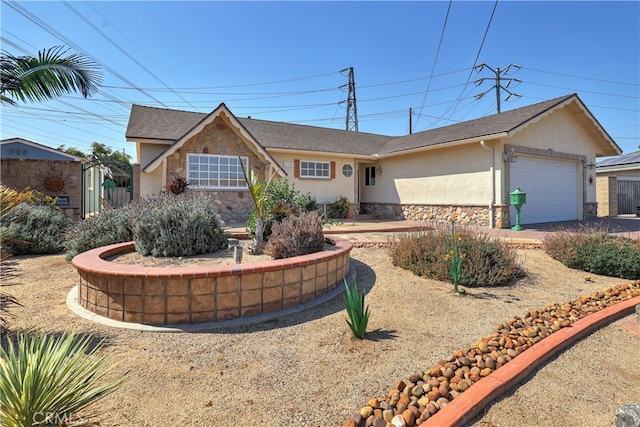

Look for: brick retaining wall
[72,240,352,325]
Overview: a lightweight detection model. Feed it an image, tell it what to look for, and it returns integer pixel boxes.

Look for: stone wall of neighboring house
[164,117,267,224]
[0,158,82,218]
[361,203,510,229]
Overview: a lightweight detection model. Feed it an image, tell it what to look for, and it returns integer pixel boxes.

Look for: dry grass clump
[264,212,326,259]
[389,224,523,287]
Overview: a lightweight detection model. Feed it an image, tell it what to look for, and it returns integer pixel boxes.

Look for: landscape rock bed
[344,280,640,427]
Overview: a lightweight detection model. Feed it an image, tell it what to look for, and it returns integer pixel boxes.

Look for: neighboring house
[126,93,621,228]
[596,150,640,216]
[0,137,83,218]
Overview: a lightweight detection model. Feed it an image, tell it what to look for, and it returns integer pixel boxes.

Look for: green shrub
[545,228,640,279]
[0,332,122,426]
[264,212,326,259]
[390,224,523,287]
[134,192,228,257]
[1,203,71,255]
[344,278,370,339]
[246,179,318,243]
[329,195,350,219]
[64,206,134,261]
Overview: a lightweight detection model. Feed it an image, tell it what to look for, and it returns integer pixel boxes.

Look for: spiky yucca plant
[344,278,370,339]
[0,332,123,427]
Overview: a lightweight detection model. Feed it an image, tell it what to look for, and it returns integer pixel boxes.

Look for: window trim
[187,154,249,190]
[299,160,331,179]
[342,163,354,178]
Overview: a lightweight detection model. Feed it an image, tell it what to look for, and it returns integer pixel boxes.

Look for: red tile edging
[424,295,640,427]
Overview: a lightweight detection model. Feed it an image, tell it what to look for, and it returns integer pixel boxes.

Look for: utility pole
[474,64,522,114]
[340,67,359,132]
[409,108,413,135]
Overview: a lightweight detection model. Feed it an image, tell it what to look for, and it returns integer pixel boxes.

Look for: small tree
[239,159,278,254]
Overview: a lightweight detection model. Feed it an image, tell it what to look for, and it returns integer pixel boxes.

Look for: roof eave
[377,133,507,158]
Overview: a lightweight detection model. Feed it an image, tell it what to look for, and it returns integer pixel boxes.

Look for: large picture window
[187,154,248,189]
[300,161,330,179]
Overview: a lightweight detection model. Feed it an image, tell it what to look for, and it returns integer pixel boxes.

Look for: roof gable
[141,104,286,175]
[379,94,621,157]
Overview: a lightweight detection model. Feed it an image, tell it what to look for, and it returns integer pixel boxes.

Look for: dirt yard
[2,247,639,427]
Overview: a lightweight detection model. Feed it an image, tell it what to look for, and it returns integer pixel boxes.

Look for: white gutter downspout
[480,140,495,228]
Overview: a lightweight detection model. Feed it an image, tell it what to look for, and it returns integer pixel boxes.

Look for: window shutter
[294,159,300,178]
[331,161,336,179]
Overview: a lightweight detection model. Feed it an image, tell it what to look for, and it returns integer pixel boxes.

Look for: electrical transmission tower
[340,67,359,131]
[474,64,522,113]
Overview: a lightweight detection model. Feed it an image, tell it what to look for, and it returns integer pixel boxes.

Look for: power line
[428,0,499,130]
[523,66,639,86]
[60,0,199,110]
[415,0,452,132]
[4,0,171,108]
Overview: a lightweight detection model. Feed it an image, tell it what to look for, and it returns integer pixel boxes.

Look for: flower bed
[344,281,640,427]
[71,239,352,325]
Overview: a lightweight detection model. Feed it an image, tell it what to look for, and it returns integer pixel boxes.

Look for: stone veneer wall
[72,240,352,325]
[164,116,266,223]
[361,203,510,228]
[0,158,82,218]
[583,202,598,220]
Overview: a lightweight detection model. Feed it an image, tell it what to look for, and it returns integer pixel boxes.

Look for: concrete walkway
[226,215,639,246]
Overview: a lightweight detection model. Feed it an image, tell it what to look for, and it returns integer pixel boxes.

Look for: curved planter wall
[71,240,352,325]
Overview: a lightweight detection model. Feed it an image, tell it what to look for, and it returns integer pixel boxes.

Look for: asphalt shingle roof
[126,93,618,157]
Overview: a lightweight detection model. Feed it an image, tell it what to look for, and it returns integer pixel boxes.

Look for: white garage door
[509,156,578,225]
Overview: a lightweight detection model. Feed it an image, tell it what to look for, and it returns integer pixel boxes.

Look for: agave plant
[344,278,370,339]
[0,332,123,427]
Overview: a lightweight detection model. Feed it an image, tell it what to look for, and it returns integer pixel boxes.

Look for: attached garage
[509,156,579,225]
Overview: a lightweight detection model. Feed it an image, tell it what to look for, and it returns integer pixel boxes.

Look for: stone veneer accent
[71,239,352,326]
[361,203,509,228]
[583,202,598,220]
[164,116,266,223]
[0,158,82,218]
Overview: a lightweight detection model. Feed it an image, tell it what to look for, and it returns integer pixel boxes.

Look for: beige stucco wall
[271,152,358,205]
[366,144,496,205]
[137,142,168,168]
[502,106,601,205]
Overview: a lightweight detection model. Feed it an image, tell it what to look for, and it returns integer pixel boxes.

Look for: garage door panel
[509,156,578,225]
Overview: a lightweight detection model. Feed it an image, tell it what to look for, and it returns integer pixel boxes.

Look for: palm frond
[1,46,102,104]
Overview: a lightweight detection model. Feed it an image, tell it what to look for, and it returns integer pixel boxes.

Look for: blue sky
[1,1,638,160]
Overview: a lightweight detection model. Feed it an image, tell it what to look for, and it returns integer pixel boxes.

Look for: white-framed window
[187,154,248,189]
[300,160,330,179]
[342,164,354,178]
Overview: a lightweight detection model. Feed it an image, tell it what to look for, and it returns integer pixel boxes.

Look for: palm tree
[1,46,101,105]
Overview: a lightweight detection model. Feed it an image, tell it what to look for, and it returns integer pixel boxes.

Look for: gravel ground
[1,247,639,426]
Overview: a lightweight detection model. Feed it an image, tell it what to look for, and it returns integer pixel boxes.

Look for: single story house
[125,93,621,228]
[596,150,640,216]
[0,137,83,218]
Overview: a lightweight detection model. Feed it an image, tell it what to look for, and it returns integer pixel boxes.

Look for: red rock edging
[344,281,640,427]
[71,239,352,325]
